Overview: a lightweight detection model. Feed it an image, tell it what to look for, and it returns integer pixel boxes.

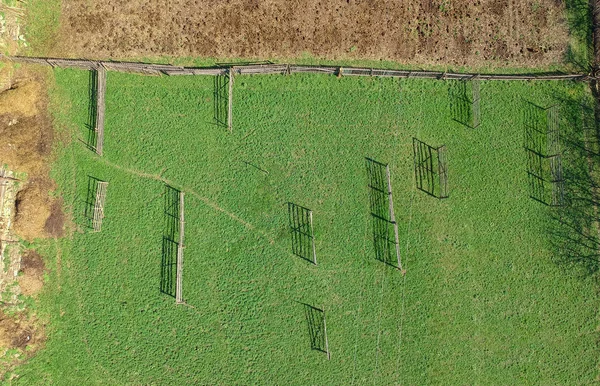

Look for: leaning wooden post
[471,79,481,128]
[309,210,317,265]
[95,66,107,156]
[323,306,331,360]
[227,67,233,133]
[176,191,185,304]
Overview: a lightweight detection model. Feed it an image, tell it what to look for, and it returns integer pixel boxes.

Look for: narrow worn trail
[97,157,275,244]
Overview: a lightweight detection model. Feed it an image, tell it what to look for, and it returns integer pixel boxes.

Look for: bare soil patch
[0,308,46,380]
[57,0,569,68]
[13,179,52,241]
[0,71,62,242]
[44,197,65,238]
[0,309,45,382]
[17,250,45,297]
[0,311,40,350]
[0,77,53,176]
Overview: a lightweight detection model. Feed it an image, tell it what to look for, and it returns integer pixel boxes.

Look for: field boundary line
[1,55,591,82]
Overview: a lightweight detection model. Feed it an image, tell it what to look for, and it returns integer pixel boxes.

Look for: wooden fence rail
[95,67,106,156]
[2,55,590,82]
[228,68,233,132]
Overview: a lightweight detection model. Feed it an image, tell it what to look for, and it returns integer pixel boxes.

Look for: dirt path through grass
[98,156,276,243]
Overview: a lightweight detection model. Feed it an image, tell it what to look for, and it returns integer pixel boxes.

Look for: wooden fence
[228,68,233,132]
[1,55,590,82]
[95,67,106,156]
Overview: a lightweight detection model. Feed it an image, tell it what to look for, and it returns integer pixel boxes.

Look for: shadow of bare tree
[545,90,600,276]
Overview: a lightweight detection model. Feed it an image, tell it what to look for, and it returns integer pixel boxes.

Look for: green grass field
[13,69,600,384]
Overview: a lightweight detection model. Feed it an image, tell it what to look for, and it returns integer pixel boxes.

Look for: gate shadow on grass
[412,138,449,199]
[563,0,593,72]
[79,175,102,230]
[523,101,564,206]
[370,215,398,268]
[160,185,180,297]
[287,202,316,264]
[213,74,228,128]
[448,80,480,129]
[544,92,600,276]
[298,302,328,354]
[84,69,98,152]
[365,158,400,269]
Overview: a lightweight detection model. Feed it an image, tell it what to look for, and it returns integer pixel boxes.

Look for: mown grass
[12,70,600,384]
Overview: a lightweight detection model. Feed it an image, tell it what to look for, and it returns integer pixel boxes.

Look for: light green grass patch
[20,0,60,56]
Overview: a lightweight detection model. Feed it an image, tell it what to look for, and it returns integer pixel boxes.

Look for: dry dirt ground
[17,250,46,297]
[0,251,47,357]
[57,0,569,67]
[0,310,42,351]
[0,72,63,242]
[0,305,45,378]
[0,66,60,378]
[0,246,49,379]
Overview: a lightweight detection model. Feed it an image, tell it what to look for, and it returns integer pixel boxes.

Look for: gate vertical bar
[309,210,317,265]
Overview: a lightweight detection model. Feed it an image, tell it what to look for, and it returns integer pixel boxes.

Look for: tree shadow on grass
[545,91,600,276]
[563,0,594,72]
[213,74,229,129]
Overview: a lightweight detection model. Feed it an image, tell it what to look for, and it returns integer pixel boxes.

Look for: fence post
[323,306,331,360]
[228,67,233,133]
[95,67,107,156]
[385,165,402,270]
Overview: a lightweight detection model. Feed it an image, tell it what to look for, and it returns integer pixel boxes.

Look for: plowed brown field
[58,0,569,67]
